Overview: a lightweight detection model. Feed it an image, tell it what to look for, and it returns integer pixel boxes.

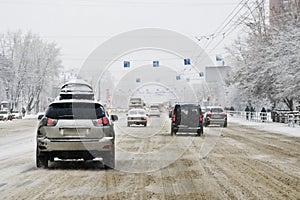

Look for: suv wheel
[197,129,203,137]
[36,148,48,168]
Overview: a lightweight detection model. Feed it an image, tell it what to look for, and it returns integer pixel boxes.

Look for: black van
[170,103,203,136]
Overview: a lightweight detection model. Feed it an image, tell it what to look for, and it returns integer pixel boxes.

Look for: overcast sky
[0,0,260,69]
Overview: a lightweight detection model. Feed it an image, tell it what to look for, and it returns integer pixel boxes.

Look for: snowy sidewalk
[229,116,300,137]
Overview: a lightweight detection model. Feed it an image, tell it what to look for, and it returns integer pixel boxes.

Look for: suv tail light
[103,117,109,125]
[199,116,203,122]
[222,112,227,118]
[47,118,57,126]
[206,112,212,117]
[103,144,113,149]
[93,117,109,126]
[172,116,176,122]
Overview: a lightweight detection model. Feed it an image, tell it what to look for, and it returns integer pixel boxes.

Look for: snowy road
[0,116,299,199]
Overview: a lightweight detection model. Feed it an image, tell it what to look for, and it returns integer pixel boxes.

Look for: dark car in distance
[170,103,203,136]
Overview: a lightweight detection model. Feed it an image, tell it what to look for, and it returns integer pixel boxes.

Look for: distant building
[205,66,232,107]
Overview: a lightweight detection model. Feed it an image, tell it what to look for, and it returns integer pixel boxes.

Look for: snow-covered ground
[1,113,299,138]
[229,116,300,137]
[23,114,39,119]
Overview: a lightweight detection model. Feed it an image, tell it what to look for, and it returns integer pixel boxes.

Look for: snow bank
[229,116,300,137]
[23,114,38,119]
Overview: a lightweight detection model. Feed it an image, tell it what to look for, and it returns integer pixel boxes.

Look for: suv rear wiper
[58,115,74,119]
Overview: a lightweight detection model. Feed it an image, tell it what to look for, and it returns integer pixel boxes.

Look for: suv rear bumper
[37,137,114,152]
[172,124,203,133]
[206,118,227,125]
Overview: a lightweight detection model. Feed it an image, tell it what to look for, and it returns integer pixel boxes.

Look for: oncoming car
[127,108,148,127]
[0,110,12,121]
[204,106,227,127]
[171,103,203,136]
[11,110,22,119]
[36,99,118,169]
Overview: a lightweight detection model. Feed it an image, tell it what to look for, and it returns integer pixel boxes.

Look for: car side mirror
[111,115,118,122]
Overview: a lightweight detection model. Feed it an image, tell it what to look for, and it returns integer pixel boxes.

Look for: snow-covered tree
[227,0,300,111]
[0,31,62,112]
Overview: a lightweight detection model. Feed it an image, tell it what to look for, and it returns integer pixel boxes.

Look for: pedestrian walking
[260,107,267,122]
[245,105,250,120]
[22,107,26,118]
[250,106,255,120]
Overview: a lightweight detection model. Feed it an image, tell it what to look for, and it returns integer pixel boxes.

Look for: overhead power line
[0,0,243,7]
[193,0,266,64]
[207,0,267,54]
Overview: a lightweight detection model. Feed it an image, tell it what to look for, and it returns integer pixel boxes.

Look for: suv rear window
[180,105,200,116]
[129,109,146,115]
[210,108,223,113]
[46,102,105,119]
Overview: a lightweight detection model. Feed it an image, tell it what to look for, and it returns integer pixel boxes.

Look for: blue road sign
[153,60,159,67]
[124,61,130,68]
[199,72,204,77]
[184,58,191,65]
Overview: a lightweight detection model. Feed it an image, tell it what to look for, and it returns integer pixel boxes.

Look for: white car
[0,110,12,121]
[127,109,148,127]
[204,106,228,127]
[11,110,22,119]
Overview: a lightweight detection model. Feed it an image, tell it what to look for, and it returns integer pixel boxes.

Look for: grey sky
[0,0,251,69]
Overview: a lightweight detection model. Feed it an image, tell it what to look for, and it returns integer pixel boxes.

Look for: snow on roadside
[229,116,300,137]
[23,114,38,119]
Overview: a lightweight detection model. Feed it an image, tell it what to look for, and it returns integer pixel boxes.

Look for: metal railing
[226,110,300,126]
[227,111,272,122]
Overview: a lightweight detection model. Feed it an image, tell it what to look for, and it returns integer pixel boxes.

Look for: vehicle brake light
[222,112,227,117]
[103,144,113,149]
[199,117,203,122]
[47,118,57,126]
[103,117,109,125]
[97,119,103,124]
[172,117,176,122]
[207,112,212,117]
[94,117,109,126]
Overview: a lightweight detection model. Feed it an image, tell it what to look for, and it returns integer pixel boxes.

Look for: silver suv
[36,99,118,169]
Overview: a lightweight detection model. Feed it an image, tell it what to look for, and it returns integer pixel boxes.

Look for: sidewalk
[229,116,300,138]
